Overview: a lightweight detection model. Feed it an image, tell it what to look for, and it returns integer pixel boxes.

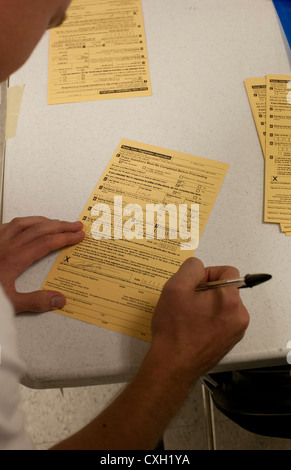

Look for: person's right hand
[0,216,85,314]
[148,257,250,385]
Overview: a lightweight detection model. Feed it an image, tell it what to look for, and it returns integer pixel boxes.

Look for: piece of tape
[5,85,24,140]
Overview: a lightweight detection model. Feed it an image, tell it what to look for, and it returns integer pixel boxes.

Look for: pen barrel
[195,278,245,291]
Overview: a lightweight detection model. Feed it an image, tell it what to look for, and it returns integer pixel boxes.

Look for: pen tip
[244,273,272,287]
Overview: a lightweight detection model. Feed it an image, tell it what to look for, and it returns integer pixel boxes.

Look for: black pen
[195,273,272,292]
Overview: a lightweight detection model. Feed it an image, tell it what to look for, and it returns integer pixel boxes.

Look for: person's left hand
[0,216,85,313]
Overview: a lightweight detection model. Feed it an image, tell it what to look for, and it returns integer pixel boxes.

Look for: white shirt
[0,286,35,449]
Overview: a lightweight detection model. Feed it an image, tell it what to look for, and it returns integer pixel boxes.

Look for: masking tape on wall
[5,85,24,140]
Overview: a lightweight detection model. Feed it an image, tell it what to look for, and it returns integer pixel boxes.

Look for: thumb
[14,290,66,314]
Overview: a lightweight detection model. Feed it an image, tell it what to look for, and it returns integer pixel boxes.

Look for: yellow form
[48,0,152,105]
[281,224,291,235]
[245,77,291,233]
[244,78,266,157]
[42,139,229,341]
[264,75,291,224]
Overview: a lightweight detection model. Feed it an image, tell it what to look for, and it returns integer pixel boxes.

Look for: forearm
[0,287,35,449]
[51,350,195,450]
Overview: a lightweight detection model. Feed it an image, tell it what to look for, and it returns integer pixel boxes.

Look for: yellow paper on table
[245,77,291,233]
[42,139,229,341]
[48,0,151,105]
[281,223,291,235]
[264,75,291,224]
[245,75,291,232]
[244,77,266,157]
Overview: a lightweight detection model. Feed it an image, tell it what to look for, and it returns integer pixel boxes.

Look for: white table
[3,0,291,389]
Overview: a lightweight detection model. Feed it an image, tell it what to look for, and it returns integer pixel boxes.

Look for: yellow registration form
[244,77,266,157]
[245,75,291,234]
[264,75,291,225]
[48,0,152,105]
[42,139,229,341]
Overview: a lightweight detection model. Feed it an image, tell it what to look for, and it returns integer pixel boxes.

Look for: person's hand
[148,257,250,384]
[0,216,85,313]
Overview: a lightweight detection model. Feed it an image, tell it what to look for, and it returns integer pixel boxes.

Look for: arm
[52,257,249,450]
[0,215,84,449]
[0,286,35,449]
[51,357,190,450]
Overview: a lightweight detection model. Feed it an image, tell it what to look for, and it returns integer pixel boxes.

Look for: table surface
[3,0,291,389]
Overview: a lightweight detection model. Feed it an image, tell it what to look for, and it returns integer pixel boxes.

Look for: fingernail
[51,295,66,309]
[73,221,83,228]
[76,230,85,240]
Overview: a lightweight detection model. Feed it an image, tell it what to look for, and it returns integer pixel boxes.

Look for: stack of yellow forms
[245,75,291,235]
